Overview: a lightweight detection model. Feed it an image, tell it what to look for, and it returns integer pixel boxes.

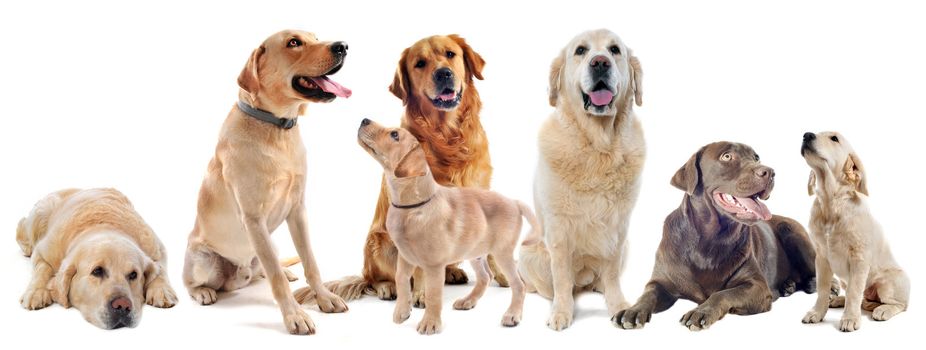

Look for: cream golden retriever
[518,28,644,331]
[17,188,176,329]
[800,131,910,332]
[182,30,350,335]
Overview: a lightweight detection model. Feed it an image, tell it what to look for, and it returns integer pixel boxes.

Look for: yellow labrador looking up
[357,118,541,335]
[182,30,350,335]
[16,188,177,329]
[518,28,644,331]
[800,132,910,332]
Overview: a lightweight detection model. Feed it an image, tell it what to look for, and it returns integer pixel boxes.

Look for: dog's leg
[602,252,630,316]
[183,245,226,305]
[485,255,508,287]
[453,258,490,311]
[681,278,771,331]
[145,247,178,308]
[614,281,678,329]
[546,220,575,331]
[871,269,909,321]
[20,258,54,310]
[417,265,445,335]
[838,257,870,332]
[494,253,525,327]
[393,256,414,324]
[803,250,836,324]
[286,205,347,314]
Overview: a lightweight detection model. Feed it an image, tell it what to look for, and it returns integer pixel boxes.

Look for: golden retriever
[518,28,644,331]
[357,118,541,334]
[182,30,349,335]
[800,131,910,332]
[16,188,176,329]
[304,35,504,307]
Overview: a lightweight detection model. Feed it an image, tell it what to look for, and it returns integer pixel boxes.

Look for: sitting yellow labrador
[16,188,176,329]
[357,118,540,335]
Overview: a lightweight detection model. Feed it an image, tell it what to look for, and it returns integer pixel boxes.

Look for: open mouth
[582,81,615,110]
[430,88,462,110]
[292,63,352,101]
[712,190,772,221]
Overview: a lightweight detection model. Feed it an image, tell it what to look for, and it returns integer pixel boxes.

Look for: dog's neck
[386,169,437,209]
[238,90,303,121]
[811,167,857,209]
[683,193,748,244]
[562,94,635,153]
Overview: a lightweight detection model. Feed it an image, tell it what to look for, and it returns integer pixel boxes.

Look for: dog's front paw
[283,308,316,335]
[453,297,478,310]
[417,316,442,335]
[412,289,426,308]
[802,310,825,324]
[145,283,178,308]
[780,279,797,297]
[872,304,903,321]
[189,286,217,305]
[445,266,469,285]
[613,305,652,330]
[393,304,411,324]
[21,288,53,310]
[502,311,522,327]
[829,295,846,308]
[680,306,721,331]
[839,316,860,332]
[547,311,573,331]
[315,291,348,313]
[373,281,396,300]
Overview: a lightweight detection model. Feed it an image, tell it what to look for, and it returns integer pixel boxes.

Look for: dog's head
[389,35,485,111]
[801,131,867,196]
[549,29,642,116]
[672,142,775,224]
[238,30,352,106]
[357,118,428,178]
[51,233,156,329]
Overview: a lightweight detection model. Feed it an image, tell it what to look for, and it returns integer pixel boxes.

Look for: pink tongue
[310,76,352,98]
[589,90,613,106]
[735,196,772,221]
[439,91,456,101]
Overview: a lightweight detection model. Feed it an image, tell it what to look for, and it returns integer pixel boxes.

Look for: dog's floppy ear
[843,152,868,195]
[143,257,160,290]
[671,147,704,195]
[237,46,265,99]
[807,171,817,196]
[629,53,643,107]
[449,34,485,81]
[389,48,412,105]
[50,260,77,308]
[548,50,566,107]
[394,144,428,178]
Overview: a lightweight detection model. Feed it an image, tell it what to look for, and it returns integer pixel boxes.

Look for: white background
[1,0,922,348]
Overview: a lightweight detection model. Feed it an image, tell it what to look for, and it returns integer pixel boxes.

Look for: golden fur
[17,188,176,329]
[518,29,645,331]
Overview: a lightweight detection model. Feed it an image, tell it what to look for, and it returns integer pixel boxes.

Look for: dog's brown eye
[830,136,839,142]
[754,154,760,161]
[287,38,302,48]
[91,266,106,278]
[609,45,621,55]
[414,60,426,68]
[446,51,456,59]
[390,131,399,141]
[127,271,138,281]
[720,153,733,162]
[575,46,587,55]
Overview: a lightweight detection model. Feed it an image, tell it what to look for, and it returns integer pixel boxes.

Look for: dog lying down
[357,118,541,335]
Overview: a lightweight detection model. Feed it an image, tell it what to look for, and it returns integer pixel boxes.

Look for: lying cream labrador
[800,132,910,332]
[16,188,177,329]
[357,118,540,335]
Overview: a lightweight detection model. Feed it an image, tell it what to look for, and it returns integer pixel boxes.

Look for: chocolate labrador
[614,142,819,331]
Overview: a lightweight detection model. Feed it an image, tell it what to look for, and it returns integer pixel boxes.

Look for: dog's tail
[16,217,32,257]
[279,256,300,267]
[517,200,542,246]
[294,275,374,305]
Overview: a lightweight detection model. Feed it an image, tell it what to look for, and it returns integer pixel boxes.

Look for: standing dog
[800,132,909,332]
[518,29,645,331]
[182,30,350,335]
[357,119,539,334]
[17,188,177,329]
[615,142,818,331]
[307,35,503,306]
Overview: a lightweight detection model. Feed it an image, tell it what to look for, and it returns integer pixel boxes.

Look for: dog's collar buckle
[237,100,298,130]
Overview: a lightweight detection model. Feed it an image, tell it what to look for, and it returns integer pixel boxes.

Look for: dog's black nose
[361,118,371,127]
[434,67,453,82]
[590,55,611,73]
[803,132,816,141]
[331,41,348,56]
[109,296,132,315]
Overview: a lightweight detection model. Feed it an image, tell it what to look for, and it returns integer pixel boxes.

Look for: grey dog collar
[237,100,297,130]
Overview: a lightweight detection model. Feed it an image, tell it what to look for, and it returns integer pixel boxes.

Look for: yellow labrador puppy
[357,118,540,335]
[16,188,176,329]
[182,30,349,335]
[800,132,910,332]
[518,28,644,331]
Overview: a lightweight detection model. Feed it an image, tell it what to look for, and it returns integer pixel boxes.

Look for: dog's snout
[590,55,611,72]
[330,41,348,57]
[803,132,816,142]
[434,67,454,83]
[754,166,774,179]
[360,118,371,127]
[110,296,132,314]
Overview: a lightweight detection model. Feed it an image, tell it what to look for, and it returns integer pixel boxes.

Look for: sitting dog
[357,118,540,335]
[17,188,177,329]
[800,131,909,332]
[615,142,818,331]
